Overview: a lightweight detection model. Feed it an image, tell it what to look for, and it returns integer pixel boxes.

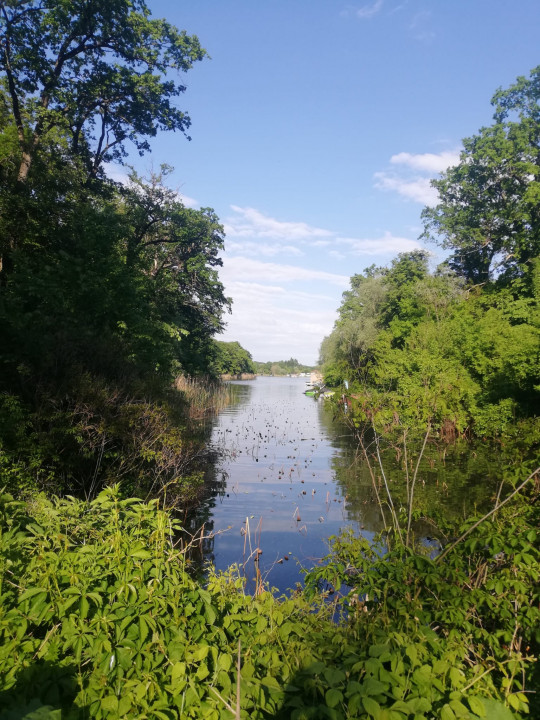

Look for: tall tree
[0,0,205,184]
[422,66,540,288]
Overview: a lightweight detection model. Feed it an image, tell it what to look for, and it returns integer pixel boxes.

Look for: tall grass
[174,375,233,420]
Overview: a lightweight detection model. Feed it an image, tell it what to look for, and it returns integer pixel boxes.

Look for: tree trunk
[17,151,32,183]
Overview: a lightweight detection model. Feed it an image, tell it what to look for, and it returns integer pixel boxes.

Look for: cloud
[375,149,461,205]
[218,279,340,364]
[226,240,304,258]
[177,192,199,209]
[218,208,424,362]
[225,206,333,241]
[374,173,438,205]
[390,150,460,174]
[346,0,384,20]
[409,10,435,42]
[337,231,422,255]
[220,256,349,288]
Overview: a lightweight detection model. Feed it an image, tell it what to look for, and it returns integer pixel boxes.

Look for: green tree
[0,0,205,184]
[0,3,232,495]
[422,66,540,288]
[212,341,255,376]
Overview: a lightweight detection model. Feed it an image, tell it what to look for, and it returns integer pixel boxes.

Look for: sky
[124,0,539,365]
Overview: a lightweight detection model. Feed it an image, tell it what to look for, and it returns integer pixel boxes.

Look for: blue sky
[130,0,539,365]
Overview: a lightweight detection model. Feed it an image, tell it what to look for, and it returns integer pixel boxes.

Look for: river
[187,376,502,595]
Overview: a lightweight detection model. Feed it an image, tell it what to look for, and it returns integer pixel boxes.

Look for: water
[188,376,501,595]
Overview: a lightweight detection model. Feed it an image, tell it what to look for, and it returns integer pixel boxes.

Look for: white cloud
[218,279,340,364]
[409,10,435,43]
[220,256,349,288]
[374,172,439,205]
[226,240,304,257]
[344,0,384,20]
[218,207,424,362]
[177,192,199,209]
[337,231,422,254]
[225,206,334,241]
[390,150,460,174]
[375,149,461,205]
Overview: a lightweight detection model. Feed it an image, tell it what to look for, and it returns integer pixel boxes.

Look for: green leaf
[468,696,486,717]
[261,675,281,691]
[325,688,343,708]
[369,644,390,658]
[475,699,515,720]
[363,696,382,718]
[18,587,48,602]
[100,695,119,712]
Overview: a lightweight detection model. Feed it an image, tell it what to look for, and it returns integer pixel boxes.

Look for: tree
[120,168,230,360]
[0,0,205,184]
[0,3,233,494]
[212,341,255,376]
[422,67,540,288]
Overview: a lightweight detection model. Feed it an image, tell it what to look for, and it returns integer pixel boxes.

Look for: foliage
[0,485,537,719]
[321,67,540,438]
[0,4,230,499]
[254,358,314,376]
[304,490,539,719]
[211,341,255,376]
[0,0,206,184]
[422,66,540,288]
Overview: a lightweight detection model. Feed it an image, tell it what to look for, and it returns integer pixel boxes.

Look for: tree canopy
[422,66,540,289]
[0,1,231,496]
[0,0,205,183]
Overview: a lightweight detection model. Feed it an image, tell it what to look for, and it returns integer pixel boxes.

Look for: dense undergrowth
[0,482,538,720]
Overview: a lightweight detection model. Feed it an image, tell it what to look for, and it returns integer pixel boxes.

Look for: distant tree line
[253,358,314,376]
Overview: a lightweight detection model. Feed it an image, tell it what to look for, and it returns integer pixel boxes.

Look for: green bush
[0,485,537,719]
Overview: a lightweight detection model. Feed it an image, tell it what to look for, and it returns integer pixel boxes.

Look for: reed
[174,375,233,420]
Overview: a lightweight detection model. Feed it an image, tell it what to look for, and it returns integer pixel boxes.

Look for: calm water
[188,376,500,595]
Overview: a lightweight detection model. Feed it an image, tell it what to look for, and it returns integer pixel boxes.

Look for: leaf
[449,667,464,689]
[217,653,232,672]
[405,645,418,664]
[468,696,486,717]
[363,696,382,718]
[369,643,390,658]
[130,549,152,559]
[474,699,514,720]
[18,587,48,602]
[261,675,281,691]
[325,688,343,708]
[100,695,119,712]
[440,704,456,720]
[171,661,186,682]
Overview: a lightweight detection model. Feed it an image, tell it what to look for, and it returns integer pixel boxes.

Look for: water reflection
[187,377,503,595]
[187,377,377,594]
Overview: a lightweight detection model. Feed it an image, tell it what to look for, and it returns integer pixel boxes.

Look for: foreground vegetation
[0,479,537,720]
